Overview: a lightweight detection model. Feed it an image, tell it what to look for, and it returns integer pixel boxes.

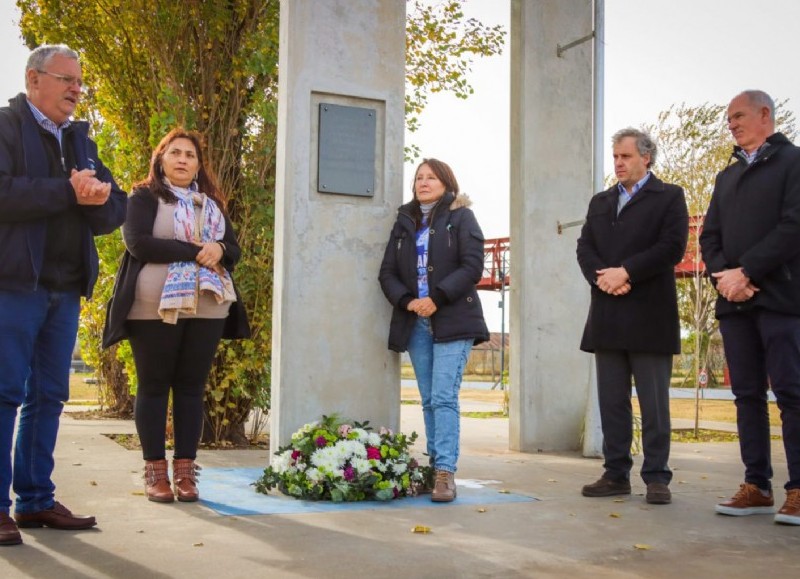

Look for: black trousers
[127,318,226,461]
[595,350,673,485]
[720,309,800,491]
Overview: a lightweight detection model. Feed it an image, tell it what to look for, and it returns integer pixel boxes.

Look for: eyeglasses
[36,69,84,90]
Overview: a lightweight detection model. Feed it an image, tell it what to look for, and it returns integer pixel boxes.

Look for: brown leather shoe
[14,501,96,530]
[145,459,174,503]
[431,470,457,502]
[646,482,672,504]
[0,512,22,546]
[173,458,201,502]
[582,477,631,497]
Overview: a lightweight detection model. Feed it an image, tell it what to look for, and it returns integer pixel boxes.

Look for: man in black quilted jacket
[700,90,800,526]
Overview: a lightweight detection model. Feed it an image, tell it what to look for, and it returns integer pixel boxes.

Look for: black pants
[595,350,673,485]
[127,318,226,461]
[720,310,800,491]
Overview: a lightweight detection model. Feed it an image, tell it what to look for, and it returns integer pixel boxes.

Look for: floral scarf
[158,183,236,323]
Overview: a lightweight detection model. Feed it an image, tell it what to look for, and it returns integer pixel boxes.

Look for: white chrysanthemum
[270,451,295,473]
[344,440,367,459]
[366,433,381,446]
[375,461,388,473]
[352,458,372,474]
[332,441,351,461]
[305,467,323,483]
[351,428,369,442]
[311,446,345,472]
[393,462,407,475]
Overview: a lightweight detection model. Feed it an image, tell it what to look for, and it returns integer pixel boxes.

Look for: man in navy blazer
[0,44,125,545]
[577,128,688,505]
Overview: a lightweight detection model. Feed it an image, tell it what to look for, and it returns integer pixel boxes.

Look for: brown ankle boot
[431,470,457,502]
[173,458,201,502]
[144,459,174,503]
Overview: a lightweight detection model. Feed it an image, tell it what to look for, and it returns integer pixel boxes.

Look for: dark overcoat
[576,174,689,354]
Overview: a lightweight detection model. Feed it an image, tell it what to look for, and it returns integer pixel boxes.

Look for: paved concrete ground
[2,399,798,578]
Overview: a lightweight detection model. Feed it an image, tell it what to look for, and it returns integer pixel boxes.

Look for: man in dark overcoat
[577,128,689,505]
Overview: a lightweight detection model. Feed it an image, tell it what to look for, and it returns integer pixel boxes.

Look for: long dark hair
[134,128,226,211]
[409,158,459,229]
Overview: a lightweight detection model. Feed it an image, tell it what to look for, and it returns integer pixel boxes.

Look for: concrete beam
[271,0,406,453]
[509,0,595,451]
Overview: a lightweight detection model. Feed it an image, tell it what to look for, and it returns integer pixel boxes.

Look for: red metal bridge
[478,217,705,291]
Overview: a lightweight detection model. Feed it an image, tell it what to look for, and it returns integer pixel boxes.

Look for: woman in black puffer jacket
[379,158,488,503]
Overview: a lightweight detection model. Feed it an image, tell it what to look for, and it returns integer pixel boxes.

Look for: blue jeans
[407,317,472,473]
[0,288,80,514]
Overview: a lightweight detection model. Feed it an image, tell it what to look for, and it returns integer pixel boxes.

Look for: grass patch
[634,398,781,427]
[671,429,740,443]
[461,411,506,419]
[69,372,100,403]
[103,432,268,451]
[671,428,782,443]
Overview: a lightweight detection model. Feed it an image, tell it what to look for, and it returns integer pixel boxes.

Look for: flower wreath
[254,415,433,502]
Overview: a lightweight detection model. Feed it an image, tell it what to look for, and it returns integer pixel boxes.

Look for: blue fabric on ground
[200,467,537,516]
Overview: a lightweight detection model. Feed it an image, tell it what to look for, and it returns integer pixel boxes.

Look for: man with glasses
[0,44,125,545]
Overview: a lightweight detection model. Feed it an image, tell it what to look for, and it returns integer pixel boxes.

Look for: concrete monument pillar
[509,0,596,451]
[270,0,406,453]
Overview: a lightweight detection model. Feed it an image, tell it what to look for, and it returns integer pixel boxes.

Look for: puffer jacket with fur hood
[379,191,489,352]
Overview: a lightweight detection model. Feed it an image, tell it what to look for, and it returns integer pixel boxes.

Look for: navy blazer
[0,93,126,297]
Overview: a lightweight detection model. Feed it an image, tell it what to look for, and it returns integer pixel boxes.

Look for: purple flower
[366,447,381,460]
[343,466,355,481]
[291,449,303,461]
[393,487,399,498]
[316,436,328,447]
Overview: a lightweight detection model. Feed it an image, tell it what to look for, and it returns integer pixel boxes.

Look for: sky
[2,0,799,331]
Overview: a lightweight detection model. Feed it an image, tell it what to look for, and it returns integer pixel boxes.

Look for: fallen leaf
[678,480,687,484]
[477,508,487,513]
[547,478,558,483]
[411,526,431,534]
[498,489,510,494]
[193,542,204,547]
[72,462,82,466]
[609,513,621,518]
[131,491,145,496]
[89,481,98,486]
[136,530,144,534]
[613,498,625,503]
[701,476,708,480]
[634,544,652,550]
